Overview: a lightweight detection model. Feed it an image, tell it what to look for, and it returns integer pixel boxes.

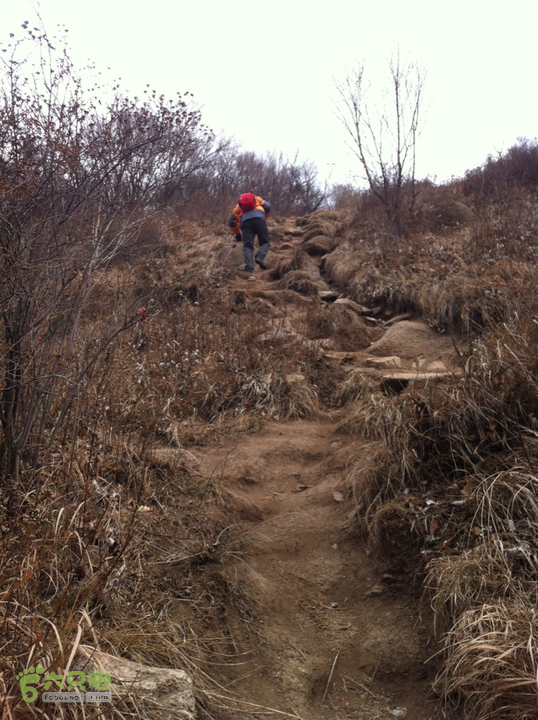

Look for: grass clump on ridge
[340,286,538,716]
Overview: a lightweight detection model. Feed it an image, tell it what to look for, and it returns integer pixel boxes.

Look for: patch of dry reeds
[435,601,538,719]
[340,288,538,715]
[334,372,375,408]
[0,234,338,719]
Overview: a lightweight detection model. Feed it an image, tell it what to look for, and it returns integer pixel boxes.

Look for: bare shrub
[0,28,217,482]
[335,51,426,237]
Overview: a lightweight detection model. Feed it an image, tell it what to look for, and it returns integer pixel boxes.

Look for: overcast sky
[2,0,537,186]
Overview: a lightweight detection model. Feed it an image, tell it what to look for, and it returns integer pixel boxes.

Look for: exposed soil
[190,420,443,720]
[173,219,463,719]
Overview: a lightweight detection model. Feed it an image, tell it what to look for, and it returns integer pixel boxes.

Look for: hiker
[228,193,271,272]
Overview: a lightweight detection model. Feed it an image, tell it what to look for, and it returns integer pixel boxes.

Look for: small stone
[333,297,372,314]
[365,356,402,369]
[381,573,397,584]
[385,312,413,326]
[426,360,448,372]
[285,373,305,385]
[365,584,384,597]
[385,371,451,381]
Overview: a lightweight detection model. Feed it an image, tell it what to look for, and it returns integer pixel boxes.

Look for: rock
[364,584,384,597]
[319,290,339,301]
[385,371,451,381]
[381,573,398,584]
[217,243,243,270]
[365,356,402,369]
[333,298,372,315]
[384,312,413,326]
[426,198,474,228]
[285,373,306,385]
[367,320,454,359]
[78,647,196,719]
[425,360,449,372]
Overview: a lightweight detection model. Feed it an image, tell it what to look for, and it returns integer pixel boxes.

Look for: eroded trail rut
[170,215,460,719]
[192,421,441,720]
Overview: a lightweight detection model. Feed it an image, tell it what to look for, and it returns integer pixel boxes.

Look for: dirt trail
[192,421,441,720]
[183,218,460,718]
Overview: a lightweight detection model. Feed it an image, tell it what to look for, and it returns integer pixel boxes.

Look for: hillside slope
[155,215,464,719]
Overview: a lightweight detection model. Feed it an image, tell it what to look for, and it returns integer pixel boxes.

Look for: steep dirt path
[191,421,443,720]
[174,216,462,718]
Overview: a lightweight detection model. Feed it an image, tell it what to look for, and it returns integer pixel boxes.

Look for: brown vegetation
[2,23,538,720]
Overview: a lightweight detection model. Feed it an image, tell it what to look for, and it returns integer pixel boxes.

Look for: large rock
[367,320,454,359]
[78,646,196,719]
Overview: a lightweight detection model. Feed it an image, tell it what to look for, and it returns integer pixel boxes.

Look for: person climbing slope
[228,192,271,273]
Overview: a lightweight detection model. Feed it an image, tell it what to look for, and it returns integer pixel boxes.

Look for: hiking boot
[255,259,268,270]
[245,266,254,273]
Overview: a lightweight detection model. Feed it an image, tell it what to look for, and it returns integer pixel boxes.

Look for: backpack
[238,192,257,213]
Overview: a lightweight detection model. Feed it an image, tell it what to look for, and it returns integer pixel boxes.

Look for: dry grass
[334,372,375,408]
[435,601,538,719]
[0,224,334,719]
[2,187,538,719]
[335,268,538,717]
[273,270,320,296]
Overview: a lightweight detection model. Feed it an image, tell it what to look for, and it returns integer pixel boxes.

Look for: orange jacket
[230,195,269,221]
[229,195,270,236]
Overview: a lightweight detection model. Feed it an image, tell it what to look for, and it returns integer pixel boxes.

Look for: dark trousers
[241,217,270,271]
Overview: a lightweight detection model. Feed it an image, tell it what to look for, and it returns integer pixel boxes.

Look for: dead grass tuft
[334,372,375,408]
[274,270,320,296]
[436,601,538,719]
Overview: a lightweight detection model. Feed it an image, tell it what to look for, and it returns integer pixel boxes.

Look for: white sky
[2,0,537,187]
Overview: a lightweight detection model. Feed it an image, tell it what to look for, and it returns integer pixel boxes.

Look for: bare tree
[336,51,426,235]
[0,26,218,481]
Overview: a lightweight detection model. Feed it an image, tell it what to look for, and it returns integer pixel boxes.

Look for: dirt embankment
[190,420,440,720]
